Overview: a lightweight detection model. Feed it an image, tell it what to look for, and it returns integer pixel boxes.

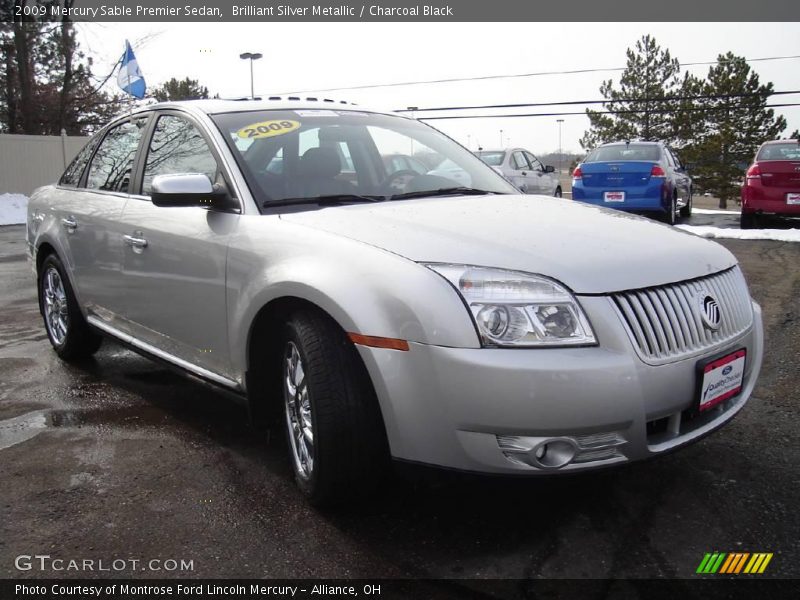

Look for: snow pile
[0,194,28,226]
[692,208,740,215]
[677,224,800,243]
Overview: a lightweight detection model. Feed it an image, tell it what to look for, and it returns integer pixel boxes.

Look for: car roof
[600,141,662,146]
[127,98,406,118]
[761,139,800,145]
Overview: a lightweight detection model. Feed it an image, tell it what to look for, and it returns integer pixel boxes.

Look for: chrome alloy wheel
[43,266,68,345]
[284,341,314,480]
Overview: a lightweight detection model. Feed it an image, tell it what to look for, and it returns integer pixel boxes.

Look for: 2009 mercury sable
[27,100,763,504]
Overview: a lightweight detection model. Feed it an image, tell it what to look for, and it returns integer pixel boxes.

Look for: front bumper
[356,297,763,474]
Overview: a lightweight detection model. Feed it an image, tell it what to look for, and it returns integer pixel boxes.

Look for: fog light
[533,440,576,469]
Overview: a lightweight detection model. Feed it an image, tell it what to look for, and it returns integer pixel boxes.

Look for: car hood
[279,194,737,294]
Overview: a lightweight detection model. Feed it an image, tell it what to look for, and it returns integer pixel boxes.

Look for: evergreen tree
[152,77,209,102]
[0,0,124,135]
[580,35,681,149]
[685,53,786,208]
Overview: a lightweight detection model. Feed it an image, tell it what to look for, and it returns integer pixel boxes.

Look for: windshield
[757,143,800,161]
[211,109,516,207]
[585,144,661,162]
[476,151,506,166]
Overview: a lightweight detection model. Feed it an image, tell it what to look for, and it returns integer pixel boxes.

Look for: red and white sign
[604,191,625,203]
[699,349,746,412]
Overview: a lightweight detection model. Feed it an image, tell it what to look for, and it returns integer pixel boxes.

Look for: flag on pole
[117,40,146,99]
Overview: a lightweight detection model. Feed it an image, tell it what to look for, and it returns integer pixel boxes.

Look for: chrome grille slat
[656,288,686,350]
[612,267,753,364]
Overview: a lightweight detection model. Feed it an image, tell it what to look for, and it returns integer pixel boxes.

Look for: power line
[418,102,800,121]
[269,54,800,96]
[397,90,800,113]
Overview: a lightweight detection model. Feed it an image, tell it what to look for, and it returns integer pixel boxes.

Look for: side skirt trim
[87,316,242,391]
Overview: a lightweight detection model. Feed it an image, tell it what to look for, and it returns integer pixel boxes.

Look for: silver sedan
[27,100,762,505]
[477,148,562,196]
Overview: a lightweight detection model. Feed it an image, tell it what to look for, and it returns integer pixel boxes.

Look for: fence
[0,132,90,196]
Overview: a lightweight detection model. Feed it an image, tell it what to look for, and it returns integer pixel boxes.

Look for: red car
[741,140,800,228]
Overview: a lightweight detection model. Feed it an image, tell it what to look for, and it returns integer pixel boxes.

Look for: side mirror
[150,173,234,210]
[544,165,555,173]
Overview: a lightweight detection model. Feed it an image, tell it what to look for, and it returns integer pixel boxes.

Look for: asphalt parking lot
[1,213,798,583]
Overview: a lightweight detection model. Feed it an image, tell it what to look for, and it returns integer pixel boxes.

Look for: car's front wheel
[281,310,389,505]
[38,254,102,359]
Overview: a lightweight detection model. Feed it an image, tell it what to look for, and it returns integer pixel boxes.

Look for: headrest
[299,147,341,179]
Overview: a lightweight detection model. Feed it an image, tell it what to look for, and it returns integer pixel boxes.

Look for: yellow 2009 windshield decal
[236,120,300,139]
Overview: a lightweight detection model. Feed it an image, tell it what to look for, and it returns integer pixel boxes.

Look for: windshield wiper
[263,194,384,209]
[389,187,504,201]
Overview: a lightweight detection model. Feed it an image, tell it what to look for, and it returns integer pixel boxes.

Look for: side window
[60,136,101,187]
[525,152,544,172]
[85,119,147,193]
[142,115,219,196]
[664,148,676,168]
[669,149,683,169]
[512,152,529,170]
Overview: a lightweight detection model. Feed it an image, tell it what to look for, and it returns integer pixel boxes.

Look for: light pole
[407,107,418,155]
[556,119,564,174]
[239,52,263,99]
[499,129,504,148]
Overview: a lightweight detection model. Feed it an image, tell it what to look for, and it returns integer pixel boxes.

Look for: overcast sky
[77,22,800,161]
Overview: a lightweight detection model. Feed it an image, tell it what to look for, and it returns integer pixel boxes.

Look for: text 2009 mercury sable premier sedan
[27,100,763,504]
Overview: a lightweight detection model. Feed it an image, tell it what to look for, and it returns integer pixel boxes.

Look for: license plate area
[696,349,746,413]
[787,192,800,205]
[604,191,625,203]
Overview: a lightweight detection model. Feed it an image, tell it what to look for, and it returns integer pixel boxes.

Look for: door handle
[123,234,148,249]
[61,216,77,231]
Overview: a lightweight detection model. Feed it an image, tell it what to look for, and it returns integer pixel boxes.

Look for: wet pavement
[1,218,799,581]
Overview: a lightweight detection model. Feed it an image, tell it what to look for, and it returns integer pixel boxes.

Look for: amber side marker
[348,333,410,351]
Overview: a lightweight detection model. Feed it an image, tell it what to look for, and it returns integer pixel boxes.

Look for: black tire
[281,309,389,505]
[38,253,102,360]
[679,189,692,218]
[740,212,758,229]
[663,193,677,225]
[554,186,562,198]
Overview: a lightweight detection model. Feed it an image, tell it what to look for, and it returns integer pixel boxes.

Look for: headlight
[424,264,597,347]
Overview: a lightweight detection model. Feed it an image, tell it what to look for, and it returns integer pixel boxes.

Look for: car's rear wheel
[740,212,758,229]
[679,189,692,218]
[663,193,678,225]
[38,254,102,359]
[281,309,389,505]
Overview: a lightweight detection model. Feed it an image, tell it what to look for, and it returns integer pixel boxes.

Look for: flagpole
[126,42,133,116]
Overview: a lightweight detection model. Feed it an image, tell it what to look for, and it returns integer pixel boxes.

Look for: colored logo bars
[696,552,773,574]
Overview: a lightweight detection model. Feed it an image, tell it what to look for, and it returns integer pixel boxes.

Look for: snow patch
[692,208,740,215]
[677,224,800,243]
[0,194,28,226]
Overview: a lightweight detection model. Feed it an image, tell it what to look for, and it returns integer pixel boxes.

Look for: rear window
[476,151,505,166]
[757,143,800,161]
[586,144,661,162]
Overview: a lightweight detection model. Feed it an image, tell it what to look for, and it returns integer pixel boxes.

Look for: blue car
[572,141,692,225]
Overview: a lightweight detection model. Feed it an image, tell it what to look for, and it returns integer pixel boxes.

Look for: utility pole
[557,119,564,174]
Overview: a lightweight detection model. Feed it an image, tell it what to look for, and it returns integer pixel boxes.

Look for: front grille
[612,267,753,364]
